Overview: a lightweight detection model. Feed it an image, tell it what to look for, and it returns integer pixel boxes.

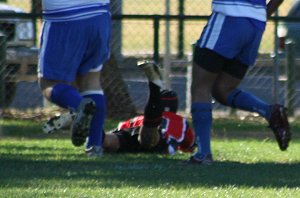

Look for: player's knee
[77,71,101,91]
[212,84,231,105]
[139,136,156,149]
[39,79,54,99]
[139,139,154,149]
[139,127,159,149]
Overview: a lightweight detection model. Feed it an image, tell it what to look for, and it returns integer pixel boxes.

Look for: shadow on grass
[0,152,299,189]
[0,118,121,139]
[1,118,300,142]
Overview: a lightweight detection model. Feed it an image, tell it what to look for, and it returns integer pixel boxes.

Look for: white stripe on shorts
[38,21,51,78]
[200,13,216,48]
[88,64,103,72]
[205,13,225,49]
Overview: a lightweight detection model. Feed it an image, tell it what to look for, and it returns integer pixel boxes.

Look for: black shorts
[113,129,141,153]
[193,46,248,79]
[113,128,168,153]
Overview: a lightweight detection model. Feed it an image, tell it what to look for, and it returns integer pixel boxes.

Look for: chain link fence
[0,0,300,122]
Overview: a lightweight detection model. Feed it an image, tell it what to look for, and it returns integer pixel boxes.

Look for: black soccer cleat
[71,98,96,147]
[268,104,291,151]
[137,60,163,88]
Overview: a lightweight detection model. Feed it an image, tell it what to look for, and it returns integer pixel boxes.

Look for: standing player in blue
[189,0,291,165]
[38,0,111,157]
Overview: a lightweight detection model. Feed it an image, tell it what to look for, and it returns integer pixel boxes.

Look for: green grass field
[0,118,299,197]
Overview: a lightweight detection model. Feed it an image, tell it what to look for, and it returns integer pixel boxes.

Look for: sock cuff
[226,89,242,107]
[191,102,212,113]
[81,90,104,96]
[191,103,212,126]
[83,92,106,111]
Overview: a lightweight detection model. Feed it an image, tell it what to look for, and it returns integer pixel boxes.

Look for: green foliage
[0,118,299,197]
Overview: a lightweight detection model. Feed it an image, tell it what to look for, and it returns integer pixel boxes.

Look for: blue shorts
[38,13,111,82]
[196,12,264,66]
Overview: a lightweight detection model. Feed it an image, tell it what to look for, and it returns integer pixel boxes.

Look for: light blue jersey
[42,0,110,22]
[212,0,266,22]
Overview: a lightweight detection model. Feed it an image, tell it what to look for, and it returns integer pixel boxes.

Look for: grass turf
[0,118,299,197]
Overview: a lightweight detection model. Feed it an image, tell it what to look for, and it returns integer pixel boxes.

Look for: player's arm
[266,0,284,18]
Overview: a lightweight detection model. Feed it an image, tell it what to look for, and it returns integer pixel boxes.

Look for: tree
[101,55,137,119]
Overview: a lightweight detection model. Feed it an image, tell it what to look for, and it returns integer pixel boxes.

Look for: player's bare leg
[214,71,291,151]
[138,61,163,149]
[39,77,95,148]
[139,125,160,149]
[77,71,105,157]
[39,78,73,100]
[187,63,216,165]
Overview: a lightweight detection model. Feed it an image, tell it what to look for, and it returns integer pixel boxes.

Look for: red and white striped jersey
[117,112,195,153]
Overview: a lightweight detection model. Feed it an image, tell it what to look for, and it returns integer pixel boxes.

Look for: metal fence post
[285,40,295,116]
[153,15,160,63]
[31,0,42,46]
[178,0,185,58]
[111,0,123,60]
[163,0,171,89]
[0,35,6,108]
[185,43,194,114]
[272,12,280,104]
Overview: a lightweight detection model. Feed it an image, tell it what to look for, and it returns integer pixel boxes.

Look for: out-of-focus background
[1,0,300,120]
